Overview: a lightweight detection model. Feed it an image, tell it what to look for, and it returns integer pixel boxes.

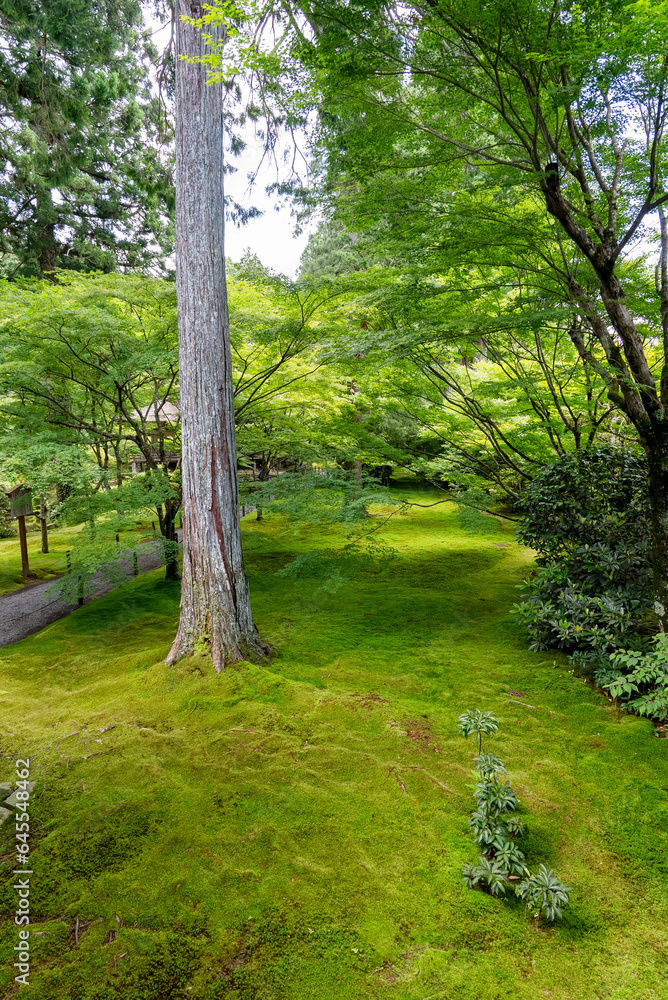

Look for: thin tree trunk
[256,456,268,520]
[36,198,58,276]
[114,445,123,487]
[353,410,368,513]
[644,432,668,625]
[166,2,269,671]
[39,498,48,554]
[158,498,180,581]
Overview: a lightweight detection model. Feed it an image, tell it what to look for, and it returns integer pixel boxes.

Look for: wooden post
[6,484,35,580]
[17,515,31,579]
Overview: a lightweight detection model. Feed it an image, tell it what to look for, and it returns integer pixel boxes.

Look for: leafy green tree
[302,228,626,505]
[0,262,359,570]
[51,465,181,601]
[0,489,13,538]
[236,368,350,482]
[210,0,668,623]
[0,0,173,276]
[0,437,95,553]
[227,269,394,488]
[0,271,182,576]
[228,253,347,426]
[307,0,668,623]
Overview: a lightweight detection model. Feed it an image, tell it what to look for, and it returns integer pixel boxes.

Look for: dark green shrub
[514,447,653,666]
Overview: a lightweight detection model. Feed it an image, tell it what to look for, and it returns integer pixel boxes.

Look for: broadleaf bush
[513,448,668,723]
[514,446,653,666]
[600,633,668,721]
[516,865,572,923]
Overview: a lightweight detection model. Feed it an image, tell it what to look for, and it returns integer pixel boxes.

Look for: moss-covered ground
[0,523,153,598]
[0,494,667,999]
[0,524,81,597]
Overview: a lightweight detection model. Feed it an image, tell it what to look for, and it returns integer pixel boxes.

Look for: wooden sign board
[6,485,33,519]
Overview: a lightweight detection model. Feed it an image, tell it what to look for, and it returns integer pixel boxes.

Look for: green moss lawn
[1,495,667,999]
[0,524,80,597]
[0,522,154,598]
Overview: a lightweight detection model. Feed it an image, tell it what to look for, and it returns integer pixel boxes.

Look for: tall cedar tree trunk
[166,2,269,670]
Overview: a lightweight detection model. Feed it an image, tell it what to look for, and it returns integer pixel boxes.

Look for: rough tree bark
[166,1,270,670]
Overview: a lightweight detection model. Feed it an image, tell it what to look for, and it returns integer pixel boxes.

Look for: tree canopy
[0,0,173,276]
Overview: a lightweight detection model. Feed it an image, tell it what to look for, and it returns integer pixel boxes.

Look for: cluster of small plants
[458,709,571,924]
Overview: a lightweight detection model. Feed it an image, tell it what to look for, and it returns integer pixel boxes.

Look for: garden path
[0,534,182,648]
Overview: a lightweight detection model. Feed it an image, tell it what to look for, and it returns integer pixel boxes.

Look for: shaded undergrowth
[0,494,667,998]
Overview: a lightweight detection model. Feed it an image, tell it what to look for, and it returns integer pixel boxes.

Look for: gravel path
[0,538,179,649]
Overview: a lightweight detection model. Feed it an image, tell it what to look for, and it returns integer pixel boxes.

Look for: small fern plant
[458,709,571,924]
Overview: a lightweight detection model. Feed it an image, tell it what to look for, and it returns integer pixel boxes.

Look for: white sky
[223,130,313,278]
